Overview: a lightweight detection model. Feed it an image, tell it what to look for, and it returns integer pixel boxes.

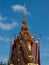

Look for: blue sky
[0,0,49,65]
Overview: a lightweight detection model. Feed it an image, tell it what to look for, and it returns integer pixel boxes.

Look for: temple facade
[8,6,40,65]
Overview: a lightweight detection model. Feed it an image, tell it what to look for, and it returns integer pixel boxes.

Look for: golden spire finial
[24,4,26,21]
[21,4,28,31]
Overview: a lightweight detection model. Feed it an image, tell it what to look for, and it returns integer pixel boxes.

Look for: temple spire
[24,4,26,21]
[23,4,26,25]
[21,4,28,31]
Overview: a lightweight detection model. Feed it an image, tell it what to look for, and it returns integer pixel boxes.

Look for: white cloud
[0,36,13,43]
[3,58,8,62]
[41,48,49,57]
[41,53,49,57]
[12,4,31,15]
[0,58,8,63]
[43,37,49,41]
[0,14,7,21]
[0,22,18,30]
[0,37,4,41]
[41,48,49,51]
[0,36,9,42]
[41,47,49,57]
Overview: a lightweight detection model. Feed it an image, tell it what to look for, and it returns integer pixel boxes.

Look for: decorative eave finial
[34,32,36,41]
[38,34,41,43]
[38,38,40,43]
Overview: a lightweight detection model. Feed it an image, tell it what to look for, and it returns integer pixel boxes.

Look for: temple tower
[9,5,40,65]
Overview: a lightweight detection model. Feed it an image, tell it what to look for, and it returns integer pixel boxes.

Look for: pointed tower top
[23,4,26,25]
[24,4,26,20]
[21,4,28,32]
